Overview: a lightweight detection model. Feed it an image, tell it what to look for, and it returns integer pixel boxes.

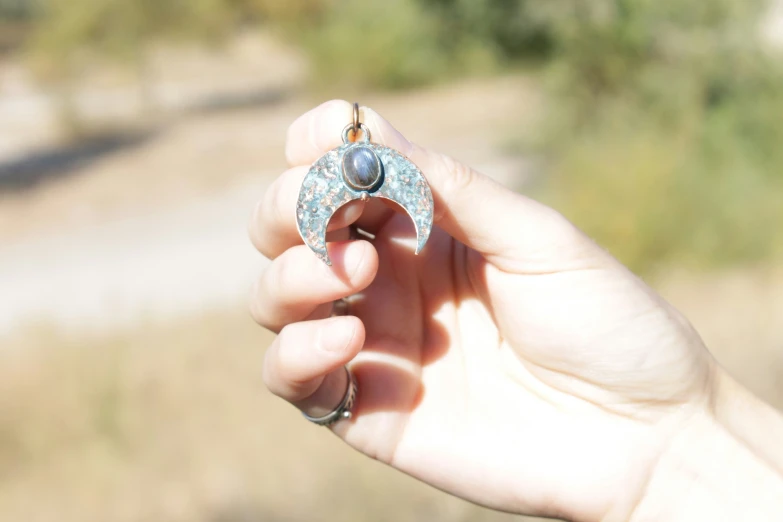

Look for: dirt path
[0,76,535,335]
[1,69,780,407]
[0,179,264,335]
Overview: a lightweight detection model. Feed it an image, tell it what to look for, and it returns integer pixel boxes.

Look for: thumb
[399,138,611,274]
[289,101,612,273]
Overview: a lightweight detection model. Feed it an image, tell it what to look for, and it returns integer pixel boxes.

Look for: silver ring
[331,298,349,317]
[302,366,358,426]
[348,224,375,242]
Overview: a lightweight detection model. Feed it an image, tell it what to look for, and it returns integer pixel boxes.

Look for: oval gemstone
[342,146,382,191]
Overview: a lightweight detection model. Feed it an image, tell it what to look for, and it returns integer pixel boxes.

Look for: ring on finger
[302,366,358,426]
[349,224,375,242]
[331,298,350,317]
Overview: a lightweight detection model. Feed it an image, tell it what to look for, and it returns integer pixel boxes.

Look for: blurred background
[1,1,782,521]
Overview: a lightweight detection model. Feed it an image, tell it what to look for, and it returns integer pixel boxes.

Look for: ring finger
[263,316,364,420]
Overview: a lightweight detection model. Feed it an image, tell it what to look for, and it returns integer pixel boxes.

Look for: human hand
[249,101,783,521]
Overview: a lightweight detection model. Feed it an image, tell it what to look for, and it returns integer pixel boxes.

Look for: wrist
[629,372,783,521]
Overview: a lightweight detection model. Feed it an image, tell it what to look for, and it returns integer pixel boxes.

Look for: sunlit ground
[1,311,529,522]
[1,277,781,522]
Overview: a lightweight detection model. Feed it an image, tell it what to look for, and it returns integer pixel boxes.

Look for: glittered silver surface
[296,142,434,265]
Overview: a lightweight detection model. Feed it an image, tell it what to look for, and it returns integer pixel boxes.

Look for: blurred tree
[10,0,783,271]
[241,0,332,26]
[25,0,252,131]
[299,0,456,89]
[420,0,553,58]
[0,0,34,19]
[541,0,770,109]
[0,0,34,53]
[536,0,783,273]
[29,0,241,68]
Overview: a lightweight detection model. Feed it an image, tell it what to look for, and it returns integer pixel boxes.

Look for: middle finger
[251,239,378,333]
[251,168,410,260]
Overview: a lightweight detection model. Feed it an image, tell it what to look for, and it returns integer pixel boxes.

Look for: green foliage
[28,0,241,66]
[294,0,564,89]
[534,0,783,273]
[420,0,554,58]
[13,0,783,272]
[0,0,34,19]
[542,103,783,274]
[300,0,449,89]
[23,0,335,75]
[296,0,509,90]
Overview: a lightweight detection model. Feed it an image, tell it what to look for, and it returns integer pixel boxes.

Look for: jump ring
[331,298,350,317]
[352,102,360,133]
[342,123,371,144]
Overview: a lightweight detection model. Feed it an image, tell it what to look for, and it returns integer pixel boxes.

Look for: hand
[249,101,783,521]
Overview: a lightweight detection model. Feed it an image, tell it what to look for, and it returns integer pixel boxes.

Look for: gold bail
[352,102,360,134]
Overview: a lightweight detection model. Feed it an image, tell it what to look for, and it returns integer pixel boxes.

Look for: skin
[249,101,783,521]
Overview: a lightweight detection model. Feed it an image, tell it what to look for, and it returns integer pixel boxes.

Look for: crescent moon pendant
[296,139,434,265]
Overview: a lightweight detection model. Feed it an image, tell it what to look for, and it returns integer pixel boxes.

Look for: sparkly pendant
[296,103,434,265]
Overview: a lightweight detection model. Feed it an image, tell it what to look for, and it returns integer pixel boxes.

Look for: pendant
[296,103,434,265]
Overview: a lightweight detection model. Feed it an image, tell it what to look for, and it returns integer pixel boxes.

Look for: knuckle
[249,294,273,331]
[250,265,281,330]
[285,126,300,165]
[253,174,296,260]
[250,184,279,258]
[261,351,275,389]
[537,205,571,232]
[248,197,266,252]
[440,153,477,196]
[270,179,288,230]
[261,330,288,390]
[541,206,585,243]
[273,250,298,291]
[533,205,604,261]
[249,279,264,324]
[274,326,306,385]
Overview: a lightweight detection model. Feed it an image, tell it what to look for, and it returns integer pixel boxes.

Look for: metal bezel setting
[340,143,384,193]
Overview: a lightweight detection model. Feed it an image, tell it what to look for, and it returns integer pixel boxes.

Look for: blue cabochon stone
[342,146,382,190]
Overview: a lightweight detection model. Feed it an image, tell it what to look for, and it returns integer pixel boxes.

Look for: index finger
[280,100,608,272]
[249,101,411,258]
[285,100,412,167]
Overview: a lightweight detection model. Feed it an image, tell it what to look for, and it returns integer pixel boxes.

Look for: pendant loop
[352,102,360,133]
[342,123,371,144]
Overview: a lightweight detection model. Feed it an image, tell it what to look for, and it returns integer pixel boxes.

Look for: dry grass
[0,71,543,522]
[0,308,536,522]
[0,74,535,242]
[1,264,782,522]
